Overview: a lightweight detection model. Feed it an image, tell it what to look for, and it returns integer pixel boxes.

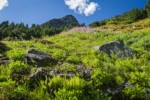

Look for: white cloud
[0,0,8,11]
[65,0,99,16]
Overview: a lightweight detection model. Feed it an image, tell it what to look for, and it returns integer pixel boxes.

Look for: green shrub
[0,81,28,100]
[9,61,30,74]
[67,56,81,64]
[143,20,150,27]
[123,84,147,99]
[120,20,134,24]
[51,49,67,60]
[29,80,50,100]
[48,76,64,90]
[54,88,81,100]
[107,21,118,25]
[7,49,26,61]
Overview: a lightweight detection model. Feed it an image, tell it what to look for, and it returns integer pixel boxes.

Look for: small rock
[76,65,92,81]
[107,87,123,95]
[29,68,43,81]
[124,82,134,89]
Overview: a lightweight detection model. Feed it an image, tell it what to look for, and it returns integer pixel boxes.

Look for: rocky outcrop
[28,67,75,84]
[45,15,79,28]
[29,68,75,80]
[94,40,133,58]
[24,49,54,66]
[28,65,92,84]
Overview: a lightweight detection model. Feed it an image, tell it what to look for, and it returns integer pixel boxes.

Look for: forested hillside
[89,0,150,27]
[0,15,79,40]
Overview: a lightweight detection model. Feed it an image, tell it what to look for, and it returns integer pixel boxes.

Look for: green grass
[0,28,150,100]
[96,18,150,33]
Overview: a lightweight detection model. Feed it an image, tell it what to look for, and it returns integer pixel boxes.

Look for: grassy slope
[95,18,150,33]
[0,26,150,99]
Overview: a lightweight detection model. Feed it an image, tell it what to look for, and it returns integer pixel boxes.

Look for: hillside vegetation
[0,27,150,99]
[0,1,150,100]
[95,18,150,33]
[0,15,79,40]
[90,0,150,28]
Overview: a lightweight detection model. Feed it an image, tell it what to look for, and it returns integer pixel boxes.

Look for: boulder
[94,40,133,58]
[24,49,53,66]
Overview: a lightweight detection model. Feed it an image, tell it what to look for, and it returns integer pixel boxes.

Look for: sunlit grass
[0,28,150,99]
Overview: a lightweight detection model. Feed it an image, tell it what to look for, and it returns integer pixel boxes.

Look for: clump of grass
[35,39,54,44]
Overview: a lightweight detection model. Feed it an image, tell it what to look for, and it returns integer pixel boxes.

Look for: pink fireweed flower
[62,26,96,34]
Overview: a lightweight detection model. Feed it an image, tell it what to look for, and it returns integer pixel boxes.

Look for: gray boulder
[25,49,53,66]
[94,40,133,58]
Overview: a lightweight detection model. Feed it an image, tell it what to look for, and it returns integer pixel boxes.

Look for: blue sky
[0,0,147,25]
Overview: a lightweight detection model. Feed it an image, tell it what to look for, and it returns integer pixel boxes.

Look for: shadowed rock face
[95,41,133,58]
[0,42,11,65]
[25,49,53,67]
[0,42,11,54]
[46,15,79,28]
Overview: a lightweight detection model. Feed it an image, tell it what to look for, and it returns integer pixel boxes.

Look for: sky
[0,0,147,25]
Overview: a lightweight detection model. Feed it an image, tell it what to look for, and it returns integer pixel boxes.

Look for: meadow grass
[0,28,150,100]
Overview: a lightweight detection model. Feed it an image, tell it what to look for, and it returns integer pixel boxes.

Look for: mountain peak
[47,15,79,28]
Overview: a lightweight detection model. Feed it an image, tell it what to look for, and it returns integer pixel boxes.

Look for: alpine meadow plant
[0,24,149,100]
[63,26,95,34]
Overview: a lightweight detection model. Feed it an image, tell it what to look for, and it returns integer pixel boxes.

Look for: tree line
[0,21,80,40]
[0,15,80,41]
